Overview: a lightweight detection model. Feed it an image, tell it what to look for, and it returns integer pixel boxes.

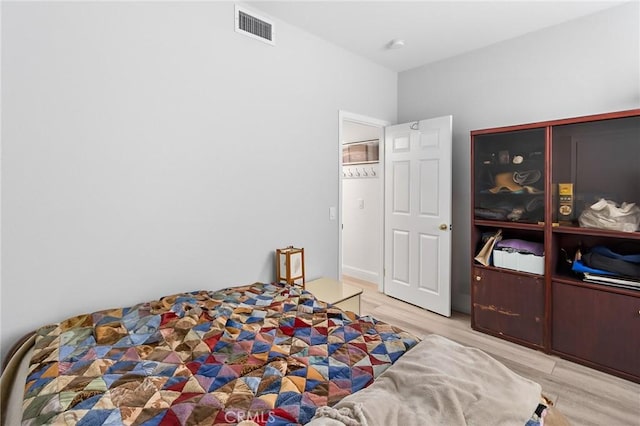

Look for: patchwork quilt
[21,283,419,425]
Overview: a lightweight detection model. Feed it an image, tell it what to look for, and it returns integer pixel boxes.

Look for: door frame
[338,110,390,293]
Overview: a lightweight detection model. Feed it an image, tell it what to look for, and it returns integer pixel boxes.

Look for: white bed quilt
[307,334,542,426]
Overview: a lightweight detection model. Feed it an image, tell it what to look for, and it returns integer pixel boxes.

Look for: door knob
[439,224,448,230]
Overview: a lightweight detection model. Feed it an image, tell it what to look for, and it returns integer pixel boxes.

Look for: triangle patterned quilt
[21,282,419,425]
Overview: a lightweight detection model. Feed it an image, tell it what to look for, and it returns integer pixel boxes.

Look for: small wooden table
[305,277,363,315]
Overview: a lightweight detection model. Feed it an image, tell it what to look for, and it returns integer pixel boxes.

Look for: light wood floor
[343,276,640,426]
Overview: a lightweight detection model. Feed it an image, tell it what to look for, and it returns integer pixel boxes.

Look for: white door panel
[419,233,439,292]
[384,116,452,317]
[420,159,439,215]
[392,161,411,213]
[392,229,410,284]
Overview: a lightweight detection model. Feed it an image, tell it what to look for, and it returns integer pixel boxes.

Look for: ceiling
[248,1,626,72]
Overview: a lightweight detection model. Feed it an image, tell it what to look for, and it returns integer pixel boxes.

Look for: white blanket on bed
[307,334,542,426]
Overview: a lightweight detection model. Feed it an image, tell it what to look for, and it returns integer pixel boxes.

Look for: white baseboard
[342,265,380,286]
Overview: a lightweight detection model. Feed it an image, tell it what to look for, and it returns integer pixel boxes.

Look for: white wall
[397,2,640,313]
[0,2,397,361]
[342,164,382,283]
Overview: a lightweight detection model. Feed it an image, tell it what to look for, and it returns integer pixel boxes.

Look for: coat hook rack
[342,165,378,179]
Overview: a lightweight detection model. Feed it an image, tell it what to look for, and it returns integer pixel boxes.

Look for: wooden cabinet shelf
[475,263,544,278]
[552,225,640,240]
[474,220,544,231]
[471,109,640,383]
[551,274,640,298]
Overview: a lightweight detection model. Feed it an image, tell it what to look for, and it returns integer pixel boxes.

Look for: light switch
[329,206,336,220]
[358,198,365,209]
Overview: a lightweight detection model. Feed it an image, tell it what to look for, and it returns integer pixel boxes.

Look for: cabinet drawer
[552,281,640,379]
[472,268,544,346]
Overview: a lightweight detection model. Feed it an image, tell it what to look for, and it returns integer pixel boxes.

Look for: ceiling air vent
[235,5,275,45]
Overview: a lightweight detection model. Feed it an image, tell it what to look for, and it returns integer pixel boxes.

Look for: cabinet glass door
[474,128,546,224]
[551,116,640,227]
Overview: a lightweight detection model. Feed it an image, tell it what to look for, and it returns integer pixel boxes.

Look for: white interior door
[384,116,452,317]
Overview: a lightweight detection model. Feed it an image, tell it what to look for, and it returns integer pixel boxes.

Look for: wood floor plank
[343,276,640,426]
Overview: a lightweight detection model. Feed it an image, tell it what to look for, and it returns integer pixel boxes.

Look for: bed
[1,282,567,425]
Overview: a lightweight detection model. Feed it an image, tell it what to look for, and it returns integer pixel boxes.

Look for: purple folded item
[495,239,544,256]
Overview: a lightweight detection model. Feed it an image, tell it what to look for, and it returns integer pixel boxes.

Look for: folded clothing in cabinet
[495,239,544,256]
[580,245,640,279]
[572,245,640,290]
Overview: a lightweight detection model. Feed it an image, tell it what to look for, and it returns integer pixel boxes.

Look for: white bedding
[307,334,542,426]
